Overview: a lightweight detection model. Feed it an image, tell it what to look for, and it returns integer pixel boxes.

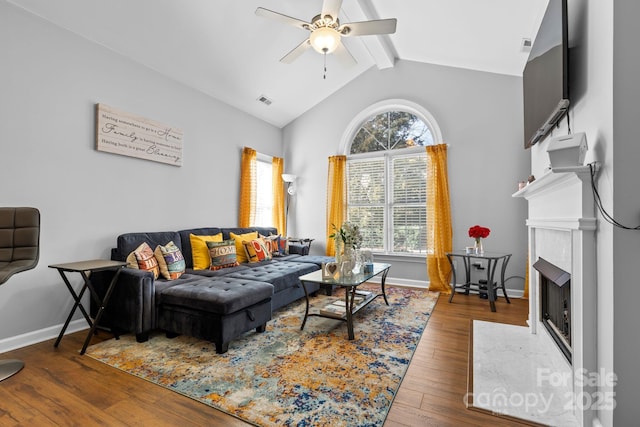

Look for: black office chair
[0,207,40,381]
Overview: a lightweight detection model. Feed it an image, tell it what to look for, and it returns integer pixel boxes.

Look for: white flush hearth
[512,166,597,426]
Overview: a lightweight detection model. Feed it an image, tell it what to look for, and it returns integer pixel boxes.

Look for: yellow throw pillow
[229,231,258,263]
[189,233,223,270]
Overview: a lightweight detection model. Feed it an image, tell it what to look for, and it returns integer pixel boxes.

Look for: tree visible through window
[347,109,435,255]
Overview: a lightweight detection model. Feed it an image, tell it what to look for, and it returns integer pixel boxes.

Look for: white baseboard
[453,286,525,299]
[374,275,525,298]
[0,320,89,354]
[0,279,525,354]
[366,275,428,288]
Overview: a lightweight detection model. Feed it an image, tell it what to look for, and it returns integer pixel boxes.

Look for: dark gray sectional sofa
[91,226,333,353]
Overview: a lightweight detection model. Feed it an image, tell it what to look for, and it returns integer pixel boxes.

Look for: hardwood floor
[384,292,530,427]
[0,291,529,426]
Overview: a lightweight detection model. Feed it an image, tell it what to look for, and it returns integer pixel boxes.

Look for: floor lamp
[282,174,297,235]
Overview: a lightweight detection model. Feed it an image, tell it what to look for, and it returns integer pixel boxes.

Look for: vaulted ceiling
[8,0,548,128]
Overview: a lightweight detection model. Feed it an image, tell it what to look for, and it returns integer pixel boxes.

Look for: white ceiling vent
[257,95,273,106]
[521,38,532,52]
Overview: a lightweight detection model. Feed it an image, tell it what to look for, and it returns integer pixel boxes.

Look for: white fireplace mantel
[513,165,597,427]
[513,165,597,228]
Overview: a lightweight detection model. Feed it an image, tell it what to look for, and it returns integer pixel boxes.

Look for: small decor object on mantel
[468,225,491,255]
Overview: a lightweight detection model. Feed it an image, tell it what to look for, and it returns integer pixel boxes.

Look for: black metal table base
[446,252,511,312]
[300,264,390,340]
[50,260,126,354]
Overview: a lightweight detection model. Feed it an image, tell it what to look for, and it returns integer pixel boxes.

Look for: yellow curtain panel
[238,147,256,228]
[426,144,453,294]
[326,155,346,256]
[272,157,286,235]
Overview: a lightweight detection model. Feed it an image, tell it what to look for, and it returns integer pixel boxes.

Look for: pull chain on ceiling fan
[255,0,397,78]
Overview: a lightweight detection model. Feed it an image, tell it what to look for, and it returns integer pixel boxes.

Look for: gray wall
[612,1,640,424]
[0,3,282,348]
[283,59,529,290]
[2,0,634,422]
[530,0,640,424]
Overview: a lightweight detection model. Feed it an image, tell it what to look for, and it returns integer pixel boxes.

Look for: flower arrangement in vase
[468,225,490,255]
[329,222,363,276]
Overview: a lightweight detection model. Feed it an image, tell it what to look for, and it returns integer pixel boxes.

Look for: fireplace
[514,166,597,426]
[534,257,571,362]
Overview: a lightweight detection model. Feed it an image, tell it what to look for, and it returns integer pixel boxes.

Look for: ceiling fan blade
[280,39,312,64]
[255,7,310,30]
[334,42,357,66]
[340,18,397,37]
[321,0,343,21]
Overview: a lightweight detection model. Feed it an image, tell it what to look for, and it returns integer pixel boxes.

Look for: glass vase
[341,246,355,278]
[335,239,343,264]
[474,238,484,255]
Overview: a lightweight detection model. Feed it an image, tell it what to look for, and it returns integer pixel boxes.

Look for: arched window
[342,100,442,256]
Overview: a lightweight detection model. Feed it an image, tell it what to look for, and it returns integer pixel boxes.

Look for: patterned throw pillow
[243,238,273,263]
[229,231,258,263]
[189,233,223,270]
[207,239,240,270]
[260,234,282,257]
[154,241,186,280]
[125,242,160,279]
[278,236,289,255]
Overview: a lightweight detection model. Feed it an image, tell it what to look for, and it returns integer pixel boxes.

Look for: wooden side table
[49,259,126,354]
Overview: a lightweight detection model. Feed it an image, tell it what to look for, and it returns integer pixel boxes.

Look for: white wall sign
[96,103,183,166]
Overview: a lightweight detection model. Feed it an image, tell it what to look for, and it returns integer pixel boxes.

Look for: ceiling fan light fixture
[309,27,340,54]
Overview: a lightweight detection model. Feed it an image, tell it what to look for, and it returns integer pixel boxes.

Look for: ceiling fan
[255,0,397,66]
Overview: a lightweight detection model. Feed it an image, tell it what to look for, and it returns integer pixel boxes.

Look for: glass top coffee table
[299,262,391,340]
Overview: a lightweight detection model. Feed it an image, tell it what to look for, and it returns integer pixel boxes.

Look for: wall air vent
[257,95,272,106]
[521,38,532,52]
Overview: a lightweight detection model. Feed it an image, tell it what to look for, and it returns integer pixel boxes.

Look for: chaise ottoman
[156,275,274,353]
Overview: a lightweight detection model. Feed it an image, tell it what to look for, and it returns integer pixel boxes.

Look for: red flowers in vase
[468,225,491,239]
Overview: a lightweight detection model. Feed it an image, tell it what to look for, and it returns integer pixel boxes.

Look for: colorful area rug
[86,285,438,427]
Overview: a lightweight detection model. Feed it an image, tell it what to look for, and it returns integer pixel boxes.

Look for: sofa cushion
[289,255,337,268]
[159,276,274,315]
[225,261,318,294]
[189,233,223,270]
[113,231,181,262]
[154,241,186,280]
[207,239,240,270]
[221,227,277,240]
[185,263,250,277]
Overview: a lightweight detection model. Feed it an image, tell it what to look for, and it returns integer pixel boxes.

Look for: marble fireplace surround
[514,165,597,426]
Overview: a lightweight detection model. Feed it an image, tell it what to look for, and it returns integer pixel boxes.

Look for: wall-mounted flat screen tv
[523,0,569,149]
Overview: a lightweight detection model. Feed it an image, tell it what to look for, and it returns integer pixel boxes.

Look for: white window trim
[339,99,444,155]
[341,99,442,258]
[255,153,274,228]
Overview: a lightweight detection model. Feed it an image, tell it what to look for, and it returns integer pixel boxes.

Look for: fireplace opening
[533,257,572,363]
